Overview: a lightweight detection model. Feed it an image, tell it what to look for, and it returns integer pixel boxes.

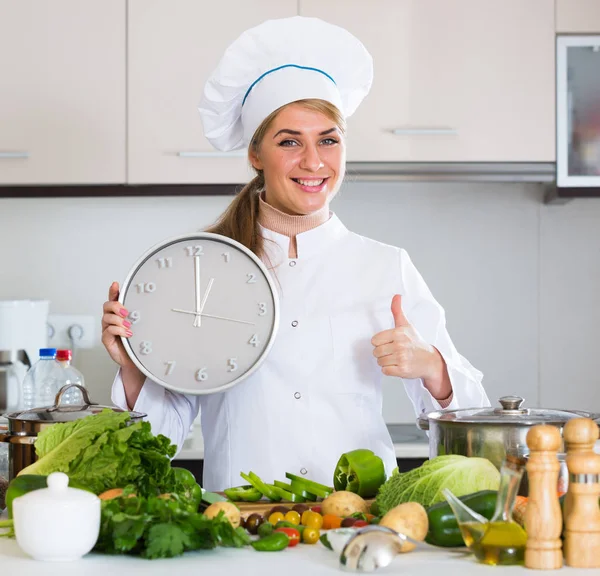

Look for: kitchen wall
[1,182,599,421]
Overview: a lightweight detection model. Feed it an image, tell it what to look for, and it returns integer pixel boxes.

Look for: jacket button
[300,468,307,475]
[289,260,297,267]
[294,392,301,399]
[291,320,298,327]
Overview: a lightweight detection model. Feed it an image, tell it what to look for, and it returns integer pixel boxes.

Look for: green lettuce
[375,455,500,515]
[20,410,177,496]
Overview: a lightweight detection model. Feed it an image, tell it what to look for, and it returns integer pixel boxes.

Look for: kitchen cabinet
[557,0,600,33]
[0,0,126,185]
[299,0,555,163]
[556,35,600,188]
[127,0,296,184]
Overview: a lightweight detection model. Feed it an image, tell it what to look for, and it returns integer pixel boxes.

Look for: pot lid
[5,384,145,423]
[426,396,600,426]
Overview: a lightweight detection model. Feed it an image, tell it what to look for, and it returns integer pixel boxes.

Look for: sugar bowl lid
[15,472,99,506]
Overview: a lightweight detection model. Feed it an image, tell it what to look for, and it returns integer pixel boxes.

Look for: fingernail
[123,320,131,328]
[126,330,133,337]
[120,308,128,317]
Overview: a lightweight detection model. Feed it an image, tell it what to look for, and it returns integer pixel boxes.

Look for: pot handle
[49,384,97,411]
[417,414,430,431]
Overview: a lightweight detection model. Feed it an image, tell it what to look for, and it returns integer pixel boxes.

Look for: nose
[299,143,324,172]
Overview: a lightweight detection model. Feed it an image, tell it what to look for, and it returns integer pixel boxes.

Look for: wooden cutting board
[229,497,375,519]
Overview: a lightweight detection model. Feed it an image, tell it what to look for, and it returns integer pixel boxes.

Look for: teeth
[296,179,324,187]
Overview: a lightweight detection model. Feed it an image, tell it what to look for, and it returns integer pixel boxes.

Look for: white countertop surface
[0,534,590,575]
[173,423,429,461]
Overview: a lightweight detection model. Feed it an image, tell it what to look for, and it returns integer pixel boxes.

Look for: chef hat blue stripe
[242,64,337,107]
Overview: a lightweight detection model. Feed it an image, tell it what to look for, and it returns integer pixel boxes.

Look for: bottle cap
[56,350,72,362]
[39,348,57,358]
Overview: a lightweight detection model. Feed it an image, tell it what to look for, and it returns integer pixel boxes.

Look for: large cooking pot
[417,395,600,471]
[0,384,145,480]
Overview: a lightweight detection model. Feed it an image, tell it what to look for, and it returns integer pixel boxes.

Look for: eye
[278,139,299,147]
[320,138,339,146]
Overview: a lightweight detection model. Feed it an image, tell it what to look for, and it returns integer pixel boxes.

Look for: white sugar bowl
[13,471,101,561]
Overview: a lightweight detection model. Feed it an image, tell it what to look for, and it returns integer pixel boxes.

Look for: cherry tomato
[354,520,368,528]
[284,510,301,525]
[274,527,300,547]
[310,506,322,515]
[303,527,320,545]
[341,517,357,527]
[322,514,342,530]
[302,511,324,530]
[268,512,285,525]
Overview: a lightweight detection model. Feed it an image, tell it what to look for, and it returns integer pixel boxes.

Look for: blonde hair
[205,99,346,262]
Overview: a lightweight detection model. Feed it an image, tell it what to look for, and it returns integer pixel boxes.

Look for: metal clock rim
[117,231,280,396]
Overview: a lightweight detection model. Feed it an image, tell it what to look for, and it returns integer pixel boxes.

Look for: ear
[248,147,263,171]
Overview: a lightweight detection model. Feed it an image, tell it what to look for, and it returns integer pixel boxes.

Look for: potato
[379,502,429,552]
[321,491,368,518]
[203,501,241,528]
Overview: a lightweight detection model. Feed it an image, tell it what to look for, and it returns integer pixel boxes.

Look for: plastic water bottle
[21,348,61,410]
[55,349,85,405]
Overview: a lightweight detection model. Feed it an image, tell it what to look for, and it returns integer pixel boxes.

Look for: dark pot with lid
[417,395,600,488]
[0,384,145,480]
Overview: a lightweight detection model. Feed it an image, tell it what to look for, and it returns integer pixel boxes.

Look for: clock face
[119,233,279,395]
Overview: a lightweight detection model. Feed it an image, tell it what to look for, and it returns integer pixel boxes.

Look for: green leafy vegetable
[96,492,250,559]
[375,455,500,515]
[19,410,177,497]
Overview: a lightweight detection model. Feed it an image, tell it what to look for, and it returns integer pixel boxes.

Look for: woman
[102,16,489,491]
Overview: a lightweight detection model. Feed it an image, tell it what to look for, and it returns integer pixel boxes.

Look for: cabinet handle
[177,151,246,158]
[392,128,458,136]
[0,152,29,159]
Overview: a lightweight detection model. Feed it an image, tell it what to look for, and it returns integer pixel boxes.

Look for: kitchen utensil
[0,384,145,479]
[339,525,422,572]
[13,471,100,561]
[442,455,528,566]
[417,395,599,478]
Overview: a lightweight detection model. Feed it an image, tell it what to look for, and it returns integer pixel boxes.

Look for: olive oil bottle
[443,454,528,566]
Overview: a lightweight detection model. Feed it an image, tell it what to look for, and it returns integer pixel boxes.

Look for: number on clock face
[185,245,203,256]
[121,233,278,394]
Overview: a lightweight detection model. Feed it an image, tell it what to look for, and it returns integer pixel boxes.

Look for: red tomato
[354,520,369,528]
[274,527,300,547]
[310,506,322,514]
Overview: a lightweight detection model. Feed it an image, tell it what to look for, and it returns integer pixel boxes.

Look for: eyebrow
[273,127,339,139]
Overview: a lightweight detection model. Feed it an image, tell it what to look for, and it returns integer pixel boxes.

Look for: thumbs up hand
[372,295,448,390]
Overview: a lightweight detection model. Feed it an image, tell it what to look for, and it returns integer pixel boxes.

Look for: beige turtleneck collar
[258,193,330,258]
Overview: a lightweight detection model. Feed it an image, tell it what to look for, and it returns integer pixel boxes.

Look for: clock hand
[194,255,201,327]
[198,277,214,315]
[171,308,255,326]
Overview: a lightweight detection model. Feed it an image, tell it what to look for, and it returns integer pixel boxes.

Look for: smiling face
[249,101,346,216]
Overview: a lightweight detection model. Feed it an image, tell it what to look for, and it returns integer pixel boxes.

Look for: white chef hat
[198,16,373,152]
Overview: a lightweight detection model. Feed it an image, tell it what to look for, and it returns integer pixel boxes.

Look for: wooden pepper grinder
[525,424,563,570]
[563,418,599,523]
[564,418,600,568]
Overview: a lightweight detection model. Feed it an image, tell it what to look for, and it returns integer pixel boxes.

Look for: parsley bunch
[95,490,251,559]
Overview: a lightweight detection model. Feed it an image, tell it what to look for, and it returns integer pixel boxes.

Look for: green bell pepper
[172,467,203,513]
[241,472,281,502]
[224,485,263,502]
[333,449,386,498]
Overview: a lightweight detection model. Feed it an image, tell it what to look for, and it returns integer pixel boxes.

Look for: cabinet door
[0,0,126,184]
[128,0,297,184]
[557,0,600,33]
[300,0,555,162]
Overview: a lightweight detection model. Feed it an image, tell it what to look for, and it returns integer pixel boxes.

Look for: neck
[258,193,330,258]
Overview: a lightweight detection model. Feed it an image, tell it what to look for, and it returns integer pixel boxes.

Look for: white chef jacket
[112,213,490,491]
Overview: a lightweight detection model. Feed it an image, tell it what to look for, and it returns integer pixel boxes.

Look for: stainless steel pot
[0,384,145,480]
[417,395,599,483]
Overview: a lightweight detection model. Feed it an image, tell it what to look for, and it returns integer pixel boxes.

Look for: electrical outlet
[47,314,97,350]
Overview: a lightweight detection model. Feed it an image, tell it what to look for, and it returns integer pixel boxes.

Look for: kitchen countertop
[0,535,591,575]
[174,423,429,461]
